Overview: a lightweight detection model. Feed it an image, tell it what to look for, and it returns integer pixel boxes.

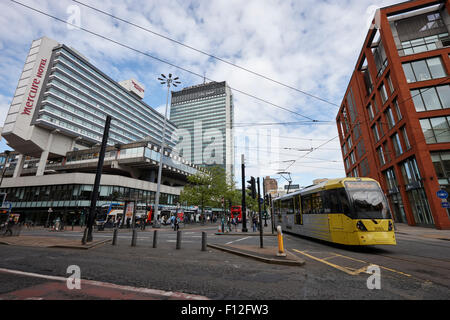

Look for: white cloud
[0,0,401,186]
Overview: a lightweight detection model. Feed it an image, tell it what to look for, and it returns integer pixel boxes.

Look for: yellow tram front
[274,177,396,246]
[329,178,396,246]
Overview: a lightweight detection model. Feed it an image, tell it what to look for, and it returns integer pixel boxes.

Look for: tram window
[302,196,312,214]
[311,193,323,214]
[294,195,302,224]
[338,188,352,217]
[323,189,342,213]
[288,198,294,214]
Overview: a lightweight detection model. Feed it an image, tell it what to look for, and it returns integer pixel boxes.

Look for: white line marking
[0,267,208,300]
[226,236,251,245]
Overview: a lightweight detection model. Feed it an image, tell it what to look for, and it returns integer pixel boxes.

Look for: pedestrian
[227,217,232,232]
[233,217,238,232]
[174,216,179,231]
[252,215,257,232]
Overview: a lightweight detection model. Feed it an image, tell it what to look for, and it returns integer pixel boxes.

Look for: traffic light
[246,176,256,199]
[264,194,269,206]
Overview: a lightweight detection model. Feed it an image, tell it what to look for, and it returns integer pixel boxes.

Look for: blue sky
[0,0,401,188]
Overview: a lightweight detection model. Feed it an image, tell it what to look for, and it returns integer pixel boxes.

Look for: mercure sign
[21,58,47,115]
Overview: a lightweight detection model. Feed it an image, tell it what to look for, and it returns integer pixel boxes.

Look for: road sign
[441,202,450,208]
[259,198,264,204]
[437,190,448,199]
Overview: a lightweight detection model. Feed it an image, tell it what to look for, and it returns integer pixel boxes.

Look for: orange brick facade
[336,0,450,229]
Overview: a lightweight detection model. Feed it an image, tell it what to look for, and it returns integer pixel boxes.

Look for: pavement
[1,222,449,266]
[394,223,450,240]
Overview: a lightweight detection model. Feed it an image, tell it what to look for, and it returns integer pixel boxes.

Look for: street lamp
[153,74,180,228]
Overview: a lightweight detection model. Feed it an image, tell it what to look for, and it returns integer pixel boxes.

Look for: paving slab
[208,243,305,266]
[0,235,110,249]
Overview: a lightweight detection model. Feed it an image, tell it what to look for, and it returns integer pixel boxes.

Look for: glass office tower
[170,81,234,178]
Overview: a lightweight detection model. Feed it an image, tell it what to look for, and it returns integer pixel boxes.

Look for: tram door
[294,195,303,225]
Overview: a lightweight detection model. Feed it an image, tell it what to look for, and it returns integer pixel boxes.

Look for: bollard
[112,228,118,245]
[176,230,182,250]
[277,226,286,257]
[131,229,137,247]
[81,228,88,245]
[201,231,207,251]
[153,230,158,248]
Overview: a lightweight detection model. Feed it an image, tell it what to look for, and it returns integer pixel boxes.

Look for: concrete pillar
[36,132,55,176]
[13,154,25,178]
[36,150,49,176]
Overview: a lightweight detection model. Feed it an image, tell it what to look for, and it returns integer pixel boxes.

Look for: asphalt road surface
[0,223,449,300]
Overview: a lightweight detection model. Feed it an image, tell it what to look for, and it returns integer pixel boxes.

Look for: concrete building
[170,81,234,179]
[263,176,278,193]
[0,36,202,224]
[336,0,450,229]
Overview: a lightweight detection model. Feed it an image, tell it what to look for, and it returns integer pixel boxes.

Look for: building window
[431,151,450,186]
[383,167,407,223]
[352,167,359,177]
[367,103,375,120]
[402,57,447,83]
[372,40,388,78]
[372,125,380,142]
[383,141,391,163]
[349,151,356,164]
[385,107,395,129]
[391,133,403,156]
[377,119,385,137]
[393,99,402,121]
[345,157,350,170]
[419,116,450,144]
[377,146,386,166]
[401,126,411,150]
[347,136,352,149]
[379,83,389,104]
[386,74,395,95]
[411,85,450,112]
[400,32,448,55]
[342,143,347,155]
[360,158,370,176]
[400,157,434,225]
[356,140,366,159]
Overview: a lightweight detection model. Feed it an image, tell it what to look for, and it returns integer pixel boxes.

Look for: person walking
[252,215,257,232]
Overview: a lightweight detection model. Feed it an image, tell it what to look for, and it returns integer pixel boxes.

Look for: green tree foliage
[180,165,259,215]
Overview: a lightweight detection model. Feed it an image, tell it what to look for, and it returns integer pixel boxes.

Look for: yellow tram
[272,177,396,246]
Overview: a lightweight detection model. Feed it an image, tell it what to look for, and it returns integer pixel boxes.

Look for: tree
[180,165,234,215]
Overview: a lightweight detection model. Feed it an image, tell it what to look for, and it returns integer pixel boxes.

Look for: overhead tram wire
[71,0,341,109]
[10,0,330,123]
[282,135,340,172]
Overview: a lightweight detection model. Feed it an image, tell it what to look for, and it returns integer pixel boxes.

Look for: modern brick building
[336,0,450,229]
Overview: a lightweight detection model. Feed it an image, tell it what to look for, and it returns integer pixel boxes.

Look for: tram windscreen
[344,181,390,219]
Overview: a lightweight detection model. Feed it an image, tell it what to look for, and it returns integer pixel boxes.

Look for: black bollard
[176,230,182,250]
[152,230,158,248]
[112,228,118,245]
[81,228,88,245]
[201,231,207,251]
[131,229,137,247]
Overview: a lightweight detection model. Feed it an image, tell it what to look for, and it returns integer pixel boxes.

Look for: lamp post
[153,74,180,228]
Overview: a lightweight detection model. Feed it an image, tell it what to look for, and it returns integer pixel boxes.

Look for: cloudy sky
[0,0,401,188]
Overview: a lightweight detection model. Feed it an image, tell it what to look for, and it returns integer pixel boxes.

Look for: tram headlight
[356,220,368,231]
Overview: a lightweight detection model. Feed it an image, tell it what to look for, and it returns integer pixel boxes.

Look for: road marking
[0,267,208,300]
[225,236,251,245]
[292,249,412,278]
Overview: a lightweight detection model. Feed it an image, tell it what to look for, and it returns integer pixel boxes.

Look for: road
[0,223,449,300]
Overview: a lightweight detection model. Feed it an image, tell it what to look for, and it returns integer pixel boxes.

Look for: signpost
[437,190,448,199]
